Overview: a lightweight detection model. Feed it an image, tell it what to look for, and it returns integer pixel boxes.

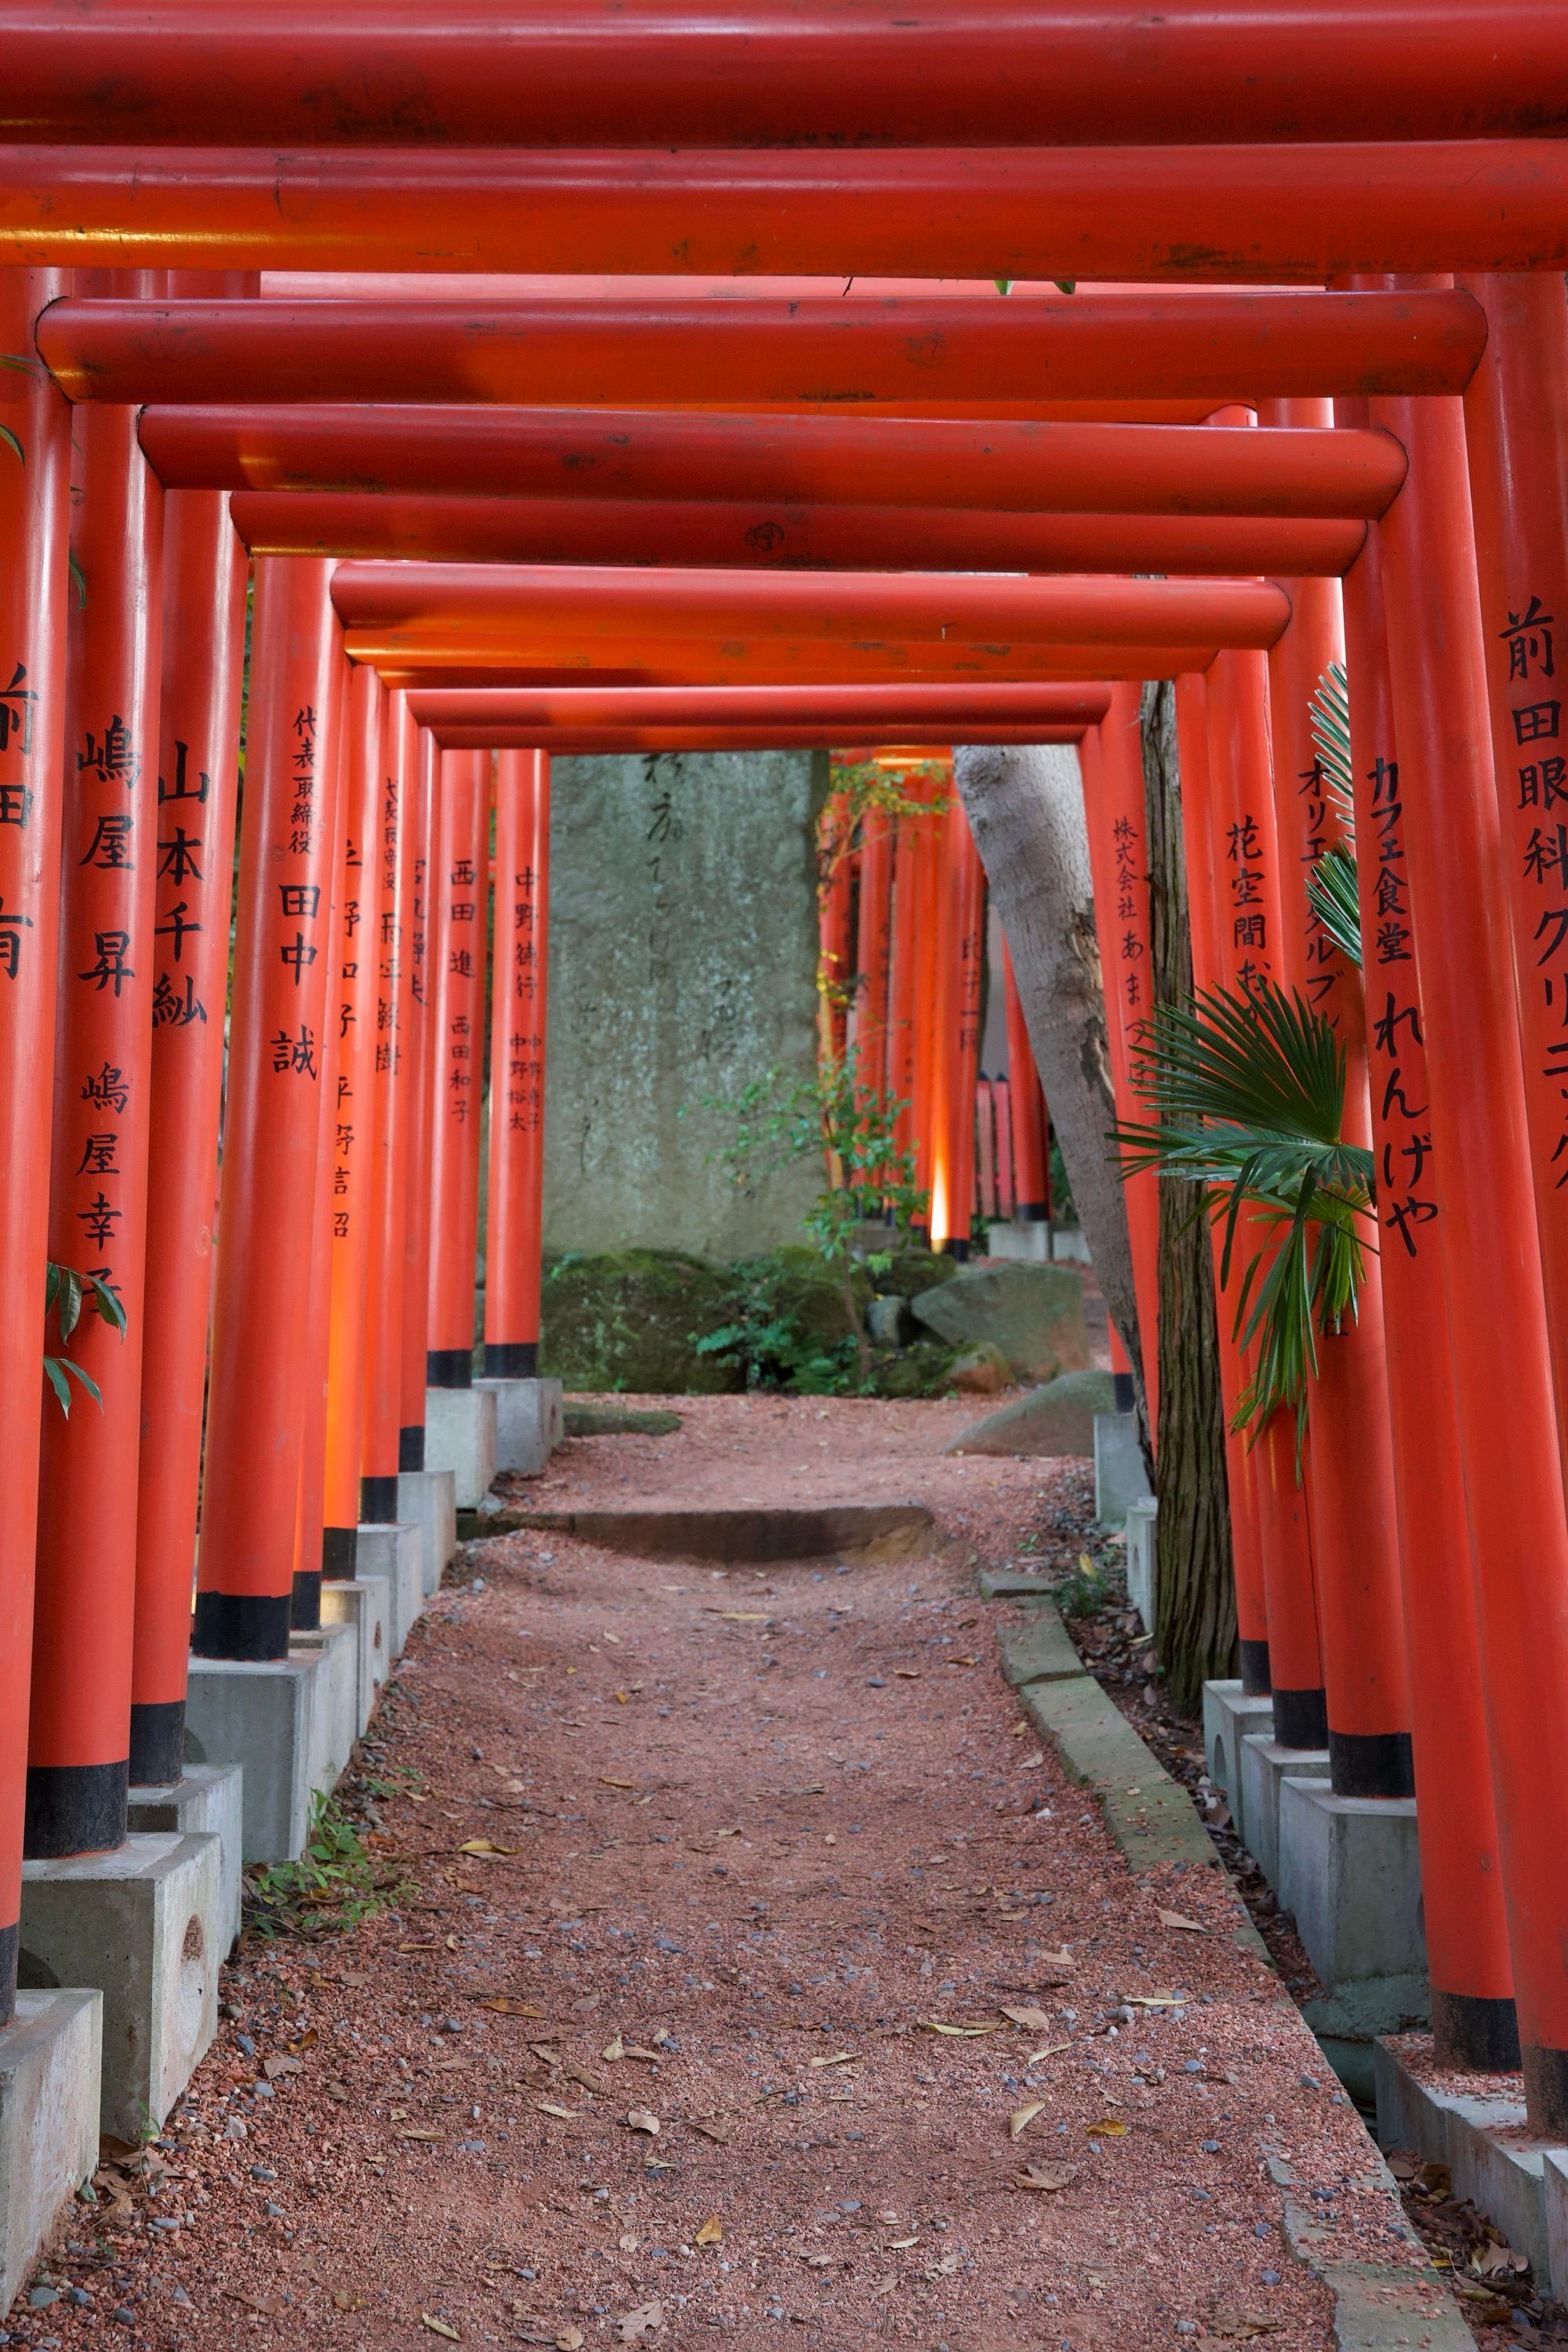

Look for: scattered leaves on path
[694,2216,723,2246]
[1158,1909,1205,1933]
[1008,2102,1048,2139]
[421,2317,462,2341]
[626,2107,660,2135]
[1014,2162,1079,2192]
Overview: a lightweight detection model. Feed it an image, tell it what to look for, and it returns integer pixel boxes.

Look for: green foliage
[1114,978,1374,1448]
[1056,1552,1116,1620]
[1308,659,1353,822]
[1306,842,1363,969]
[245,1791,408,1940]
[702,1046,929,1269]
[43,1259,125,1416]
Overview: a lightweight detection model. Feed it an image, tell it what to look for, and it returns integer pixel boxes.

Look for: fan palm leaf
[1305,841,1363,970]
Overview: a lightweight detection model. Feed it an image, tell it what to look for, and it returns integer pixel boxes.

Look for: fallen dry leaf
[617,2303,663,2343]
[1025,2042,1074,2064]
[602,2035,626,2061]
[1014,2162,1079,2192]
[332,2289,369,2312]
[894,1668,922,1679]
[720,1610,768,1621]
[459,1838,523,1859]
[809,2051,857,2069]
[421,2318,462,2343]
[1086,2118,1127,2137]
[397,1940,437,1953]
[1008,2102,1047,2140]
[626,2107,660,2136]
[227,2290,284,2317]
[1157,1909,1205,1933]
[687,2117,730,2143]
[799,2251,836,2269]
[1036,1947,1076,1973]
[920,2019,997,2037]
[533,2101,582,2122]
[556,2331,585,2351]
[869,2271,898,2298]
[600,1777,637,1790]
[476,1997,543,2018]
[946,1654,979,1667]
[395,2126,444,2143]
[263,2054,302,2080]
[694,2216,723,2247]
[1472,2240,1528,2278]
[999,2005,1055,2033]
[1123,1992,1183,2009]
[1209,2318,1287,2341]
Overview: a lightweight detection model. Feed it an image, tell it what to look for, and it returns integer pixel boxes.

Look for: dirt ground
[9,1396,1437,2352]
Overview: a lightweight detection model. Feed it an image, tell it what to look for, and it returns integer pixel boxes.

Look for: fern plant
[1114,979,1374,1446]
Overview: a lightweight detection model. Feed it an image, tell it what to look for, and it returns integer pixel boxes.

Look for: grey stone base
[1279,1778,1427,2007]
[425,1385,498,1508]
[292,1621,358,1798]
[985,1219,1054,1263]
[1092,1410,1149,1530]
[477,1375,564,1476]
[321,1573,390,1734]
[0,1991,101,2311]
[19,1833,221,2143]
[1374,2038,1566,2289]
[1239,1733,1330,1889]
[354,1520,423,1655]
[399,1466,459,1596]
[1124,1496,1157,1634]
[127,1763,245,1958]
[1201,1681,1276,1846]
[185,1643,347,1863]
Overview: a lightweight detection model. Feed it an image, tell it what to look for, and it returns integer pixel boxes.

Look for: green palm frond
[1309,659,1354,837]
[1306,841,1363,969]
[1112,978,1374,1453]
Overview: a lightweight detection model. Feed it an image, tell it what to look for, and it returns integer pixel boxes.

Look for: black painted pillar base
[322,1525,358,1584]
[1014,1200,1051,1222]
[1327,1726,1415,1801]
[191,1589,292,1663]
[939,1237,971,1261]
[426,1348,471,1388]
[361,1473,399,1524]
[1272,1685,1330,1751]
[483,1340,538,1378]
[1431,1986,1520,2074]
[128,1698,186,1788]
[1112,1370,1136,1413]
[24,1759,128,1860]
[398,1425,425,1472]
[290,1566,321,1632]
[1523,2043,1568,2140]
[0,1918,16,2027]
[1238,1638,1272,1699]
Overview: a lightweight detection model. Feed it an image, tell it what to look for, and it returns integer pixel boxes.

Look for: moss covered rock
[873,1338,962,1399]
[540,1249,742,1393]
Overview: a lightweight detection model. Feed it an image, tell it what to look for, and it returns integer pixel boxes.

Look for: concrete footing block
[321,1574,390,1736]
[1545,2151,1568,2296]
[477,1375,564,1476]
[1238,1734,1330,1889]
[985,1219,1054,1262]
[354,1521,423,1655]
[292,1621,358,1801]
[0,1991,102,2311]
[19,1833,222,2142]
[425,1385,497,1508]
[1372,2038,1566,2288]
[1124,1497,1157,1634]
[185,1645,342,1863]
[399,1467,458,1595]
[127,1763,245,1958]
[1092,1410,1150,1530]
[1201,1682,1275,1847]
[1278,1778,1425,1987]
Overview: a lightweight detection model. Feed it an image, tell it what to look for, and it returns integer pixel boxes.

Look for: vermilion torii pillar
[485,750,550,1381]
[0,266,71,2010]
[1338,496,1516,2072]
[194,560,343,1660]
[359,690,415,1523]
[425,748,490,1391]
[854,805,893,1098]
[320,666,386,1578]
[1001,942,1051,1225]
[399,728,438,1468]
[27,379,164,1859]
[1374,381,1568,2133]
[130,490,247,1784]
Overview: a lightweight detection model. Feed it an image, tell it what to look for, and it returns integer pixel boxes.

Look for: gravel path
[12,1396,1425,2352]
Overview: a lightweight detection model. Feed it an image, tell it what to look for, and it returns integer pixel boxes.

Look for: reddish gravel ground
[10,1396,1436,2352]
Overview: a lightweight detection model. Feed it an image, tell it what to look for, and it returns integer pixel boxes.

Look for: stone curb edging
[987,1588,1477,2352]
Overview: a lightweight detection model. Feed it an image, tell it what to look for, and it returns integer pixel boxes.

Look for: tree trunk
[953,743,1145,1433]
[1138,683,1237,1710]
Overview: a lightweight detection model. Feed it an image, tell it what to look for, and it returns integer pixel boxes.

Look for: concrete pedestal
[322,1573,390,1735]
[477,1375,564,1476]
[19,1832,222,2143]
[354,1521,423,1655]
[1278,1778,1426,1998]
[1093,1410,1150,1530]
[400,1466,458,1598]
[1238,1733,1330,1889]
[1202,1681,1275,1844]
[1124,1497,1157,1633]
[0,1991,102,2310]
[127,1763,245,1958]
[425,1384,497,1508]
[985,1219,1054,1263]
[292,1621,358,1799]
[1374,2039,1563,2289]
[185,1643,344,1863]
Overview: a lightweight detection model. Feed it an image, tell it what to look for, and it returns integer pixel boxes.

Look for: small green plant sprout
[245,1790,406,1940]
[43,1259,125,1416]
[702,1046,930,1382]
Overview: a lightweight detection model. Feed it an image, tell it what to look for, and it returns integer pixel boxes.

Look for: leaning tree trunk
[953,742,1146,1442]
[1139,683,1237,1710]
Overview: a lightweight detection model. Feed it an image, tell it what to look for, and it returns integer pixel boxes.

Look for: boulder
[947,1341,1013,1396]
[874,1339,960,1399]
[948,1367,1117,1458]
[540,1249,741,1393]
[866,1294,912,1346]
[563,1404,684,1437]
[909,1262,1089,1385]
